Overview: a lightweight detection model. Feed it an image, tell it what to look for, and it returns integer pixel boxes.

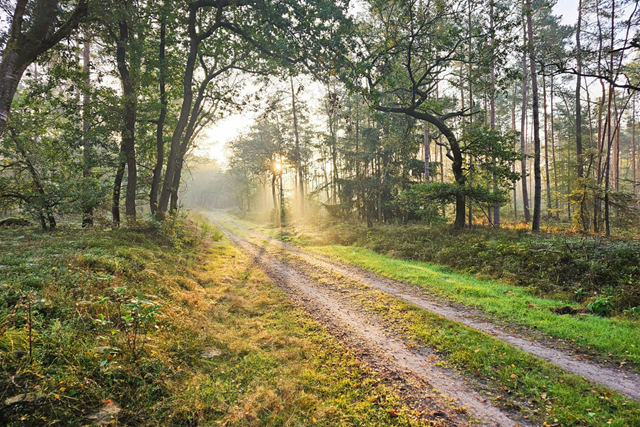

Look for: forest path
[210,213,528,427]
[210,213,640,403]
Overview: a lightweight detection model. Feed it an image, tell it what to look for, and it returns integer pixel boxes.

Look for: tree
[525,0,542,232]
[155,0,351,219]
[0,0,89,137]
[349,0,516,228]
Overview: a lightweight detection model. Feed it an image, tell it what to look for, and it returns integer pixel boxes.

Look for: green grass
[0,220,433,426]
[310,246,640,367]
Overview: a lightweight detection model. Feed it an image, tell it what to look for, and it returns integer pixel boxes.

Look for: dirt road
[211,214,530,426]
[211,213,640,404]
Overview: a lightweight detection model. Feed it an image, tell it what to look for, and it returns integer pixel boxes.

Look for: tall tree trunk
[82,38,93,227]
[279,157,285,226]
[550,76,559,219]
[512,84,518,220]
[614,98,620,191]
[271,172,278,212]
[604,0,616,236]
[112,157,126,226]
[467,0,473,228]
[525,1,542,231]
[158,5,221,219]
[633,95,637,198]
[520,46,531,223]
[543,74,552,218]
[168,66,218,213]
[151,11,167,214]
[424,124,430,181]
[116,20,137,220]
[576,0,584,178]
[490,0,500,226]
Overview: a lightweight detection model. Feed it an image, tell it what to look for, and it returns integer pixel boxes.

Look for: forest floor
[0,219,447,426]
[210,212,640,427]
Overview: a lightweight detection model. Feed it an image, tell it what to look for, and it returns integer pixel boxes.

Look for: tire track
[213,213,640,402]
[212,215,528,427]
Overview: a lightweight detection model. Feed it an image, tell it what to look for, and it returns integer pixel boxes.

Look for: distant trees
[226,0,639,233]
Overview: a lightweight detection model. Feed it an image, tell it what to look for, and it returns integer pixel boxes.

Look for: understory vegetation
[0,218,428,426]
[275,219,640,313]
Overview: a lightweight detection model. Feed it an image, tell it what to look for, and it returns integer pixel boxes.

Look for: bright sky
[555,0,578,26]
[196,0,581,167]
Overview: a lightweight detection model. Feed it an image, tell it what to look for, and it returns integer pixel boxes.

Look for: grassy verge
[0,219,432,426]
[238,237,640,427]
[219,214,640,370]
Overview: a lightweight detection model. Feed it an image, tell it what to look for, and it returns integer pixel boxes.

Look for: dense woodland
[5,1,640,426]
[0,0,639,234]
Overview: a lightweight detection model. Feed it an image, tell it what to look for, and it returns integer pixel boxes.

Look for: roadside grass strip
[308,245,640,368]
[0,225,432,426]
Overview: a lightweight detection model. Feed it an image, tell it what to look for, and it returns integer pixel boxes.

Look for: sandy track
[212,215,527,427]
[213,213,640,402]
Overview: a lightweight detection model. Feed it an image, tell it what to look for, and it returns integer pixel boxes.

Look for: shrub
[335,225,640,311]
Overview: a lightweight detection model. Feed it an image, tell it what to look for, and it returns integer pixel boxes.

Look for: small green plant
[623,306,639,317]
[94,287,162,361]
[148,212,202,248]
[587,296,614,317]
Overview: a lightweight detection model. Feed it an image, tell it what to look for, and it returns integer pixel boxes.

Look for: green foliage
[0,224,431,426]
[587,296,614,317]
[148,212,204,249]
[93,287,162,361]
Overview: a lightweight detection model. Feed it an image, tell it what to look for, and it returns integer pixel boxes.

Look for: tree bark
[158,6,210,218]
[490,0,500,226]
[543,74,551,218]
[511,84,518,220]
[151,11,168,214]
[550,76,559,219]
[633,95,637,198]
[424,124,430,182]
[168,68,218,212]
[112,156,126,226]
[526,0,542,232]
[520,46,531,223]
[82,38,93,227]
[290,76,304,214]
[279,155,285,226]
[576,0,584,178]
[375,106,466,228]
[116,19,138,221]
